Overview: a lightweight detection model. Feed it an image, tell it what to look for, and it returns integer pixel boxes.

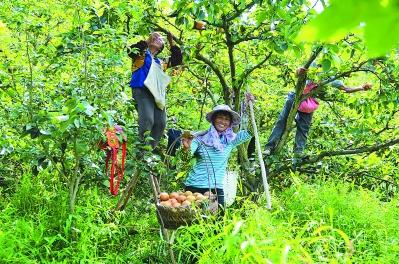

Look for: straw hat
[205,104,241,126]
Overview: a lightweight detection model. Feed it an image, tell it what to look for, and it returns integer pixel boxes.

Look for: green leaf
[321,59,331,72]
[39,129,51,135]
[364,11,399,57]
[296,0,399,57]
[74,119,80,128]
[76,141,89,154]
[256,11,267,25]
[82,102,95,116]
[55,115,69,122]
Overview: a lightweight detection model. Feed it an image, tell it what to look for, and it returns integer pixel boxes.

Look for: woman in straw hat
[182,95,254,206]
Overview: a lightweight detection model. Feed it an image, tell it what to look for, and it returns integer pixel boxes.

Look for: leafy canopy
[297,0,399,57]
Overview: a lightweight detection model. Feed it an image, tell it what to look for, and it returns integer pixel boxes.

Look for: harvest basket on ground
[153,133,220,229]
[155,190,218,229]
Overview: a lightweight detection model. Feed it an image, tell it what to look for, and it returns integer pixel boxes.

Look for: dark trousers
[166,128,182,156]
[184,186,225,206]
[132,87,166,149]
[265,92,313,153]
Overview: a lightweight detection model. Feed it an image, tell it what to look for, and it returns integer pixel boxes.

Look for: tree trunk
[275,46,323,153]
[114,170,140,211]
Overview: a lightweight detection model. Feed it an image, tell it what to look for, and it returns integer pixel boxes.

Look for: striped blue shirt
[184,130,251,189]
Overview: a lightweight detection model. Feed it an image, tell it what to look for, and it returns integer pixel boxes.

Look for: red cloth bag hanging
[100,126,127,196]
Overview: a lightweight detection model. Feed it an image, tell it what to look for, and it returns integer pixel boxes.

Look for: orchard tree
[126,0,399,194]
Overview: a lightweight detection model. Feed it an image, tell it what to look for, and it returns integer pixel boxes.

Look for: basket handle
[153,175,161,195]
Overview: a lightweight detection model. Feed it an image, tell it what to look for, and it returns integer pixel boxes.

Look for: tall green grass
[0,172,168,263]
[1,173,398,263]
[174,180,399,263]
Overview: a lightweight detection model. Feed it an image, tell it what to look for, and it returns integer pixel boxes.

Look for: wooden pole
[247,97,272,210]
[113,169,140,212]
[149,174,176,264]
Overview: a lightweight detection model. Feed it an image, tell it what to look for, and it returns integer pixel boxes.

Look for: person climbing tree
[264,66,372,164]
[127,32,183,149]
[181,95,254,207]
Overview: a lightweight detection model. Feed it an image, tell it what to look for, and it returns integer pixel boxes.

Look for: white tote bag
[144,57,171,110]
[223,171,238,207]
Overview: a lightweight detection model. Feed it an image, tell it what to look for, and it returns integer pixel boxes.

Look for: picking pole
[247,96,272,210]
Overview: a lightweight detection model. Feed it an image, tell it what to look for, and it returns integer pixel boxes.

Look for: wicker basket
[156,135,221,229]
[156,199,218,229]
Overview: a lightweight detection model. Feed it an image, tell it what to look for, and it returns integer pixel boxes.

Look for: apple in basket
[158,191,211,208]
[184,191,193,196]
[186,195,196,202]
[160,200,172,207]
[195,194,206,201]
[169,198,178,204]
[169,192,179,199]
[159,192,170,201]
[182,200,191,207]
[172,201,181,207]
[177,195,187,203]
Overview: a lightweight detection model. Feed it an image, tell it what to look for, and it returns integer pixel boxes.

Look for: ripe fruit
[157,190,211,209]
[195,194,205,200]
[160,200,172,207]
[159,192,169,201]
[182,200,191,207]
[172,202,181,207]
[169,192,179,199]
[177,195,187,203]
[194,21,206,30]
[186,195,196,202]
